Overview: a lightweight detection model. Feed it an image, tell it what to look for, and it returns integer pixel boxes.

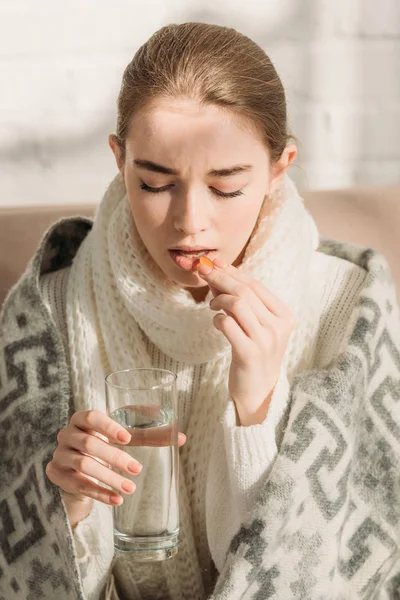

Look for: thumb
[178,432,187,447]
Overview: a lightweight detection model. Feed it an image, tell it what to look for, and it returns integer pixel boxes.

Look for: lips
[172,249,210,258]
[171,247,215,253]
[169,249,216,271]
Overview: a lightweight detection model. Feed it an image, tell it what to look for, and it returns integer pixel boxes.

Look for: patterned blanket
[1,218,400,600]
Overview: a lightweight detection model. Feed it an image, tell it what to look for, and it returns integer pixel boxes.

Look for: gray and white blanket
[1,218,400,600]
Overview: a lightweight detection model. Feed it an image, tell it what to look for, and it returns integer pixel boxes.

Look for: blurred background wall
[0,0,399,207]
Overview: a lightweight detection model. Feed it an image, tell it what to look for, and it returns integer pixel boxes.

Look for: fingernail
[121,480,135,493]
[128,460,141,473]
[117,429,131,443]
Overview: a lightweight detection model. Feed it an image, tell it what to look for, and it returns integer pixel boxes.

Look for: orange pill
[193,255,214,270]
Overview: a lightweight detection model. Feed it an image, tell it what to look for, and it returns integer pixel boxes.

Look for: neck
[185,285,210,303]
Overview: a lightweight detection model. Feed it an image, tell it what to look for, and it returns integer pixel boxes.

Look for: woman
[1,22,399,600]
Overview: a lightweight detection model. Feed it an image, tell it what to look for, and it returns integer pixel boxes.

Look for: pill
[193,256,214,270]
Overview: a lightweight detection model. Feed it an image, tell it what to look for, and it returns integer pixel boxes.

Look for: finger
[52,450,137,495]
[208,274,275,329]
[47,463,123,506]
[209,294,267,342]
[60,430,142,474]
[213,313,252,362]
[126,421,183,447]
[208,284,221,299]
[200,263,289,317]
[62,428,184,469]
[71,410,131,444]
[116,404,168,421]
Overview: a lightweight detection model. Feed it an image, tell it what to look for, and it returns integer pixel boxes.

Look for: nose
[172,188,209,235]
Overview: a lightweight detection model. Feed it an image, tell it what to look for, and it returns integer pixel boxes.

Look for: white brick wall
[0,0,399,206]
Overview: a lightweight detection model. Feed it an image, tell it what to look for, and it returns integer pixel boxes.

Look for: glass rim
[105,368,177,391]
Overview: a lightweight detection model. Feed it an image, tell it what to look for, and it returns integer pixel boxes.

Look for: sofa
[1,184,399,307]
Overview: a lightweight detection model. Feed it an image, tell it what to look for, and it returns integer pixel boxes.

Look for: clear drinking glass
[105,368,179,561]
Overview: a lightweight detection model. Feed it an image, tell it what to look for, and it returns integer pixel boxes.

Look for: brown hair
[115,22,294,164]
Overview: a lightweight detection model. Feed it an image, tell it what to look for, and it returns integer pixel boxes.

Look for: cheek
[225,204,261,238]
[128,196,165,235]
[125,178,164,232]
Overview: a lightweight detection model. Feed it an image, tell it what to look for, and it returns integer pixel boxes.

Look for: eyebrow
[133,159,253,177]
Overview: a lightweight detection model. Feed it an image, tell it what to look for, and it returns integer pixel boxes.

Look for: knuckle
[235,284,248,298]
[81,485,106,503]
[70,410,83,425]
[52,447,61,462]
[110,448,125,471]
[80,435,95,455]
[212,273,223,288]
[232,297,245,311]
[92,489,103,501]
[85,409,100,427]
[226,314,236,327]
[105,421,117,440]
[56,428,66,445]
[252,281,263,295]
[76,455,92,473]
[45,463,61,487]
[45,461,55,480]
[76,483,89,496]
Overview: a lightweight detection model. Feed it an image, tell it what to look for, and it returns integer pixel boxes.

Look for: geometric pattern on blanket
[210,242,400,600]
[0,221,90,600]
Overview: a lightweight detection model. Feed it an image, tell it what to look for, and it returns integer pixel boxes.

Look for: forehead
[128,98,267,160]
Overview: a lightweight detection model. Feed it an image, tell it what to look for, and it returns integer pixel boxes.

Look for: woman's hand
[196,258,295,426]
[46,409,187,527]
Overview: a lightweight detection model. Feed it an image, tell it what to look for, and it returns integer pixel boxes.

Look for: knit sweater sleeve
[206,254,367,573]
[205,368,291,573]
[72,500,115,600]
[40,268,115,600]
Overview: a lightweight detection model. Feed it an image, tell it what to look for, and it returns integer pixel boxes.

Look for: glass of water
[105,368,179,561]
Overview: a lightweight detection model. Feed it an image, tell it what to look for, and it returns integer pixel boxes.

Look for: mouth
[168,249,216,271]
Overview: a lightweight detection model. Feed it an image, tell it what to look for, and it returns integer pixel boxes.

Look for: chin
[160,263,203,286]
[170,271,206,287]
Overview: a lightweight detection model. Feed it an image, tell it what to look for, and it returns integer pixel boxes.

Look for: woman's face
[109,98,295,302]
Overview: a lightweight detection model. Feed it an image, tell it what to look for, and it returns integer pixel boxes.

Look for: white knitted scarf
[66,172,320,417]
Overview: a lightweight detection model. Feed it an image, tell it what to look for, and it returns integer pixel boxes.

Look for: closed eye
[140,182,171,194]
[139,182,244,198]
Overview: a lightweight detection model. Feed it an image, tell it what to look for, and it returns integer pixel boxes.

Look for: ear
[108,134,125,175]
[268,143,297,195]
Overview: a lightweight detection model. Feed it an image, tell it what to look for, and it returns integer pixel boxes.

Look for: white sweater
[40,250,366,600]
